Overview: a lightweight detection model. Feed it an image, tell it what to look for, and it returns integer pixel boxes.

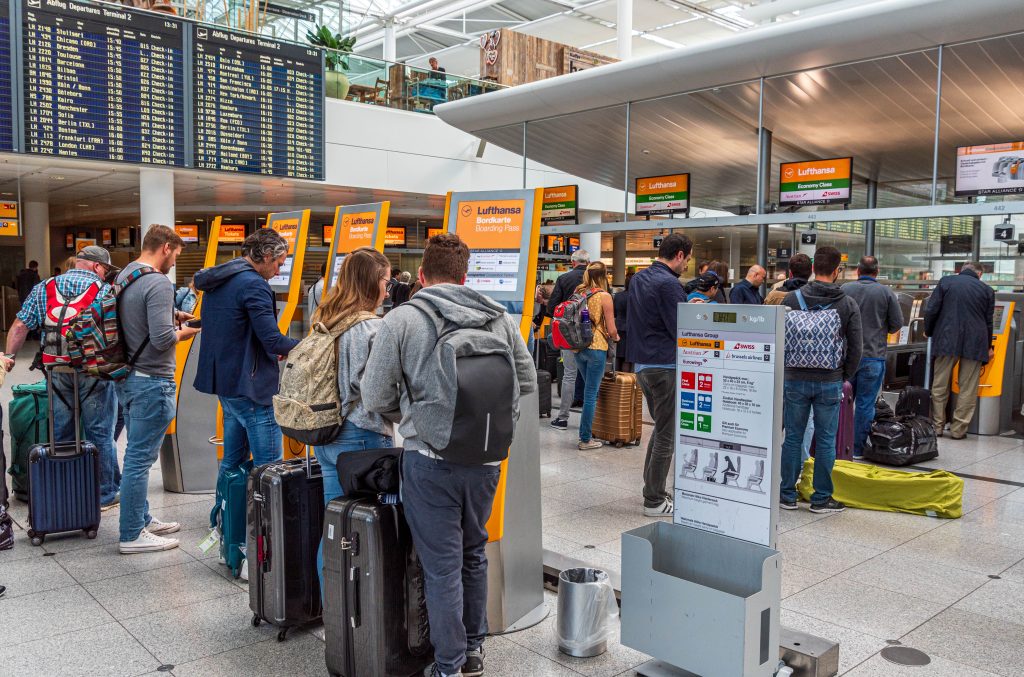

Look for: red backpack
[550,289,597,351]
[40,277,103,368]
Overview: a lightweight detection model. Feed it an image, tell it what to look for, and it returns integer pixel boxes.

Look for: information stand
[622,304,785,677]
[443,188,548,632]
[266,210,312,461]
[323,201,390,291]
[161,216,225,493]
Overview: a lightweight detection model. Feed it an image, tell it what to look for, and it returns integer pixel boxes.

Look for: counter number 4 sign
[995,225,1014,241]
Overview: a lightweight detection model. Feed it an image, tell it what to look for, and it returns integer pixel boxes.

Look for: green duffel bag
[798,458,963,519]
[8,380,48,501]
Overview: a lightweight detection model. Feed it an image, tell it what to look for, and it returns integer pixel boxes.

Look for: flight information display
[0,0,12,152]
[22,0,186,165]
[193,27,323,179]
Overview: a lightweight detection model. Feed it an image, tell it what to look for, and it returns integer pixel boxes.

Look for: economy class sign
[635,174,689,216]
[779,158,852,206]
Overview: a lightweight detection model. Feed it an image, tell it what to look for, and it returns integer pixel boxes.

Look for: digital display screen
[23,0,185,165]
[956,142,1024,197]
[193,27,323,179]
[0,0,12,152]
[713,311,737,324]
[993,304,1006,333]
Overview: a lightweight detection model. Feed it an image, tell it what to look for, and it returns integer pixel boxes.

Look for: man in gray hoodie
[780,246,863,514]
[362,233,535,677]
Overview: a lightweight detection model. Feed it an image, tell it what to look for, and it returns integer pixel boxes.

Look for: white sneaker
[146,517,180,536]
[119,529,180,554]
[643,498,674,518]
[239,558,249,582]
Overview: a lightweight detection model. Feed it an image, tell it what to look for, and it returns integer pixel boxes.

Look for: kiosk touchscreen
[622,304,784,677]
[443,189,546,633]
[324,202,389,291]
[954,299,1017,435]
[162,217,228,493]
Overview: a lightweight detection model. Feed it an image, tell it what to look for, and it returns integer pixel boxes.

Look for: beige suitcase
[592,372,643,447]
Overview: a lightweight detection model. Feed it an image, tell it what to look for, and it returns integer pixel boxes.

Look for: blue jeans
[781,380,843,505]
[851,358,886,455]
[51,372,119,505]
[401,451,500,675]
[316,421,392,595]
[115,374,176,542]
[574,348,607,443]
[217,396,283,481]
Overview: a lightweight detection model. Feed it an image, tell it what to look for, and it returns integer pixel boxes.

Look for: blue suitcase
[211,460,252,578]
[27,370,101,546]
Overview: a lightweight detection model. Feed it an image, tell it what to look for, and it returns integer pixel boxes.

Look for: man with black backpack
[362,233,535,677]
[4,246,121,510]
[780,246,863,514]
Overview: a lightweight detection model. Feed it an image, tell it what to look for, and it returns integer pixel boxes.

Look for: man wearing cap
[4,246,122,510]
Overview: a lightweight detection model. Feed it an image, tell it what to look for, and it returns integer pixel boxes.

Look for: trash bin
[556,567,617,657]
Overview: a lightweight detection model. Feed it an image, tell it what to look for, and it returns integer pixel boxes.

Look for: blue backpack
[784,289,843,370]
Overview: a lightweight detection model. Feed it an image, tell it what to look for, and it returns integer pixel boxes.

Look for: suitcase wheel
[251,614,261,628]
[84,529,97,539]
[28,530,43,547]
[614,441,624,448]
[277,628,288,642]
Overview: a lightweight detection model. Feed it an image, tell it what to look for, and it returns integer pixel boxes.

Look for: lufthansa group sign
[779,158,853,207]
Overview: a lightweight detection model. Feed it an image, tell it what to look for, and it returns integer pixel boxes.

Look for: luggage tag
[198,527,220,554]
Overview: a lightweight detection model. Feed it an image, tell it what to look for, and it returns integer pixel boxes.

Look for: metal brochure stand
[622,304,785,677]
[443,188,548,633]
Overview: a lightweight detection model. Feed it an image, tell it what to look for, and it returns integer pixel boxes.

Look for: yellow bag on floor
[797,459,963,519]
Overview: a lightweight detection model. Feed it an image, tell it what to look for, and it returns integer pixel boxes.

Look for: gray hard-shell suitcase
[247,449,324,641]
[323,496,431,677]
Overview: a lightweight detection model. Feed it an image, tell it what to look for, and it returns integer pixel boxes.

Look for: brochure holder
[621,521,781,677]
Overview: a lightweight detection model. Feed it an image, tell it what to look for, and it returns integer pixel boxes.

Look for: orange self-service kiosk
[953,299,1017,435]
[442,188,547,633]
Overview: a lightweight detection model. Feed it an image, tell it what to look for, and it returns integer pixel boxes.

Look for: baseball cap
[76,245,114,267]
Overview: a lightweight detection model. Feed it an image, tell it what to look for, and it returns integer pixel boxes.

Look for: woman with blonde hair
[573,262,619,450]
[312,247,394,592]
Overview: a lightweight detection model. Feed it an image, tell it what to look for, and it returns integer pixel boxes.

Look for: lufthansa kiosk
[266,210,313,461]
[323,201,390,291]
[161,211,312,491]
[622,304,784,677]
[954,298,1019,435]
[443,189,548,633]
[162,217,228,493]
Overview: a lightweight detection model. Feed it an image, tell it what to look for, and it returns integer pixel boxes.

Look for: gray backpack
[273,311,377,445]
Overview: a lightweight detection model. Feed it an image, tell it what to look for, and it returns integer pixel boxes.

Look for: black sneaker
[809,498,846,514]
[0,584,6,598]
[780,500,799,511]
[423,663,460,677]
[549,417,568,430]
[463,647,484,677]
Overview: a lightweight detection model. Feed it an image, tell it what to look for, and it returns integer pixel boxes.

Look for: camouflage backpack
[273,311,377,445]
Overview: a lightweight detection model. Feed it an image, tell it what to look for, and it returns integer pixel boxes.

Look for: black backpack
[405,303,518,465]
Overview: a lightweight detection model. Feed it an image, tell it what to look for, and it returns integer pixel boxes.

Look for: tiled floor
[3,354,1024,676]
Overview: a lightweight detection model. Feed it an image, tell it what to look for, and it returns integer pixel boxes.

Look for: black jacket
[15,268,39,304]
[730,279,762,305]
[924,269,995,364]
[782,280,863,382]
[613,289,629,361]
[545,265,586,318]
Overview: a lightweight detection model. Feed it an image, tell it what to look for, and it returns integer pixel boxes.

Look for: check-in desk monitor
[324,202,389,292]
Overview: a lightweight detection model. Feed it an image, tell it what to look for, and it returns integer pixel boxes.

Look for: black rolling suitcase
[247,448,324,641]
[323,496,431,677]
[537,369,552,418]
[27,369,101,547]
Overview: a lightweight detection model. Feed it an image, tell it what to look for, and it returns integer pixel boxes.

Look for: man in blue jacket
[626,234,692,517]
[925,262,995,439]
[194,228,300,485]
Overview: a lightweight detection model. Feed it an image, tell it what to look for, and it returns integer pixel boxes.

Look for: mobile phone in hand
[185,319,202,329]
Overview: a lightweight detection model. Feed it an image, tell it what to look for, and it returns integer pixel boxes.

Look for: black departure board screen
[193,27,323,179]
[0,0,12,152]
[23,0,185,165]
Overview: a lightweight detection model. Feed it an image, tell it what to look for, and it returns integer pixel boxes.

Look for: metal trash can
[556,567,616,657]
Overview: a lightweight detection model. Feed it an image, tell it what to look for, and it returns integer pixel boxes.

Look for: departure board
[23,0,185,165]
[193,27,323,179]
[0,0,12,152]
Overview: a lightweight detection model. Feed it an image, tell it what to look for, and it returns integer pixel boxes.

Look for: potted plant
[307,25,356,100]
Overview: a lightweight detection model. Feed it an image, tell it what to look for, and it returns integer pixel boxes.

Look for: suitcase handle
[348,566,361,629]
[44,367,82,455]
